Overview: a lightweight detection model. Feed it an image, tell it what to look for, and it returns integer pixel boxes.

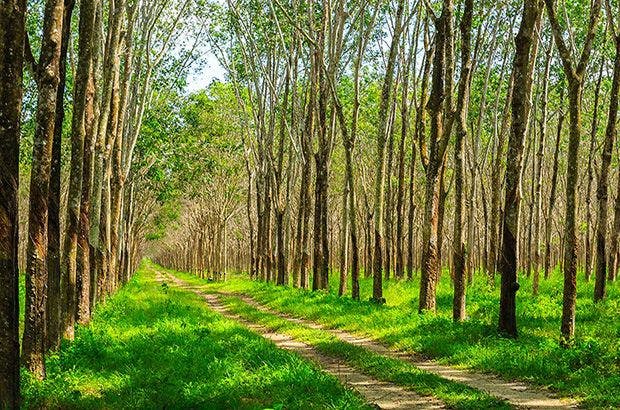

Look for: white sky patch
[186,52,227,93]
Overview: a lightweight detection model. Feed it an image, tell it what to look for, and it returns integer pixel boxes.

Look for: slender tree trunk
[452,0,473,322]
[594,36,620,301]
[47,0,74,351]
[76,16,99,324]
[498,0,541,338]
[372,0,404,303]
[0,0,25,400]
[545,0,602,344]
[22,0,66,378]
[585,63,604,282]
[420,0,453,313]
[532,40,553,296]
[544,91,564,278]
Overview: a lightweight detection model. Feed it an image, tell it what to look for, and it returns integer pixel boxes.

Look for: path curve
[156,270,445,410]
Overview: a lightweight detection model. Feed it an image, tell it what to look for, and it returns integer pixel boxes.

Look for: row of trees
[0,0,204,404]
[154,0,620,347]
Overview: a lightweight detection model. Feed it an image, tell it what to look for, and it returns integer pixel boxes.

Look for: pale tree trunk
[532,40,553,296]
[0,0,25,401]
[544,91,564,278]
[584,62,604,282]
[409,29,431,281]
[22,0,66,378]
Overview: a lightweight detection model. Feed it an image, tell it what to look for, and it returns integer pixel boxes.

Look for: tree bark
[47,0,75,351]
[0,0,25,401]
[372,0,404,303]
[594,33,620,301]
[419,0,453,313]
[498,0,541,338]
[22,0,66,378]
[452,0,474,322]
[545,0,602,345]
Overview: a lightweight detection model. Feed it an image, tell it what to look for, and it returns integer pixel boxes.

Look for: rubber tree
[544,0,602,345]
[0,0,26,401]
[498,0,542,338]
[594,0,620,301]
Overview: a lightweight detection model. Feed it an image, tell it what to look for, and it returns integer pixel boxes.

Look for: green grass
[167,266,620,409]
[217,294,509,409]
[22,263,371,409]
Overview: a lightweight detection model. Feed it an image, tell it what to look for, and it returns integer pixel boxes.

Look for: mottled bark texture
[498,0,541,338]
[0,0,25,402]
[22,0,66,379]
[545,0,601,345]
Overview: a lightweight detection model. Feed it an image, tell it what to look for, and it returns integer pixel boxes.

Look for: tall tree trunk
[544,91,564,278]
[372,0,404,303]
[545,0,601,345]
[532,40,553,296]
[47,0,75,351]
[594,33,620,301]
[585,62,604,282]
[0,0,25,401]
[452,0,473,322]
[76,0,99,323]
[22,0,66,378]
[420,0,453,313]
[498,0,541,338]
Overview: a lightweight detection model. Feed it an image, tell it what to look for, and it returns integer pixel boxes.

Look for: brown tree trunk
[452,0,473,322]
[585,63,604,282]
[594,35,620,301]
[544,91,564,278]
[498,0,541,338]
[420,0,453,313]
[22,0,66,378]
[532,40,553,296]
[76,5,99,324]
[0,0,25,401]
[545,0,602,345]
[47,0,75,351]
[372,0,404,303]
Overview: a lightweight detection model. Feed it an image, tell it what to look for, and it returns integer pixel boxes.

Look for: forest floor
[21,265,369,409]
[159,264,619,410]
[20,262,619,409]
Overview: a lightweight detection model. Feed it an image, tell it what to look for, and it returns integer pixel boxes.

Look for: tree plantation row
[2,0,620,407]
[0,0,204,405]
[151,0,620,348]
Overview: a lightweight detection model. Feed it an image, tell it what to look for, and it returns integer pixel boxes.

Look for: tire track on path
[155,269,446,410]
[184,279,578,409]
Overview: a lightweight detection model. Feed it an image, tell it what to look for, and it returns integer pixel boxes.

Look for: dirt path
[201,285,578,410]
[155,270,445,410]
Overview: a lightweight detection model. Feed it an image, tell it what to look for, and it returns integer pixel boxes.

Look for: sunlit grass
[218,294,509,410]
[169,265,620,409]
[22,264,371,409]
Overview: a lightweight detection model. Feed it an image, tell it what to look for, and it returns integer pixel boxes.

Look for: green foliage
[22,264,370,409]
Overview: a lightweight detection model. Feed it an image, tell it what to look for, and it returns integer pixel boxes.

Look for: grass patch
[218,294,509,410]
[167,266,620,409]
[22,263,371,409]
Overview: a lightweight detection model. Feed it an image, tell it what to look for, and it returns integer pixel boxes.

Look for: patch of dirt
[156,271,445,410]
